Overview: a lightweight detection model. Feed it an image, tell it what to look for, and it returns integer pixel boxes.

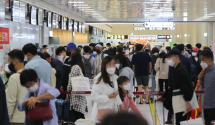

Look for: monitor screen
[82,24,85,33]
[52,13,56,28]
[68,19,73,31]
[11,0,19,22]
[19,2,25,23]
[78,22,82,33]
[30,6,36,25]
[63,17,67,30]
[47,12,52,28]
[55,14,59,29]
[74,21,77,32]
[37,8,43,26]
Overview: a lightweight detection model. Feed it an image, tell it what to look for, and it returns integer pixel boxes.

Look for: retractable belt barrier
[60,91,204,95]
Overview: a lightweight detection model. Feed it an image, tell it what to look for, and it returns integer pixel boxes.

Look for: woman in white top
[91,56,122,122]
[154,47,169,92]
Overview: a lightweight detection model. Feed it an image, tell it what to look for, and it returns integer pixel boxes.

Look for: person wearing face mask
[22,43,52,85]
[91,56,122,123]
[190,47,199,87]
[66,52,87,121]
[198,50,215,125]
[157,49,195,125]
[42,45,48,52]
[95,44,108,74]
[106,43,111,50]
[114,54,134,96]
[5,50,27,125]
[117,76,142,117]
[18,69,60,125]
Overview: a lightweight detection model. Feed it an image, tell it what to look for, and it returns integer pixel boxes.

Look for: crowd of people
[0,41,214,125]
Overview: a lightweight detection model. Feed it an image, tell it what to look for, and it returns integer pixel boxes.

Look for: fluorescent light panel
[77,7,91,8]
[68,2,84,3]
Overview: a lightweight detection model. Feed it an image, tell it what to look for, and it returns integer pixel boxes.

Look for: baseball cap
[67,42,77,50]
[192,47,199,52]
[166,49,181,57]
[95,44,102,48]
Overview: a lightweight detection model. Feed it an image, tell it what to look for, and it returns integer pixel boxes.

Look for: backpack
[83,56,93,77]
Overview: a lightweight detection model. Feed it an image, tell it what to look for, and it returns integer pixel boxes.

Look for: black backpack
[83,56,93,77]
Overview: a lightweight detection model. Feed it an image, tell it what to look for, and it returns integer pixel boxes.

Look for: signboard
[129,35,157,40]
[145,22,174,28]
[30,6,37,25]
[134,27,145,30]
[0,27,9,44]
[37,8,43,26]
[134,24,144,26]
[157,35,167,39]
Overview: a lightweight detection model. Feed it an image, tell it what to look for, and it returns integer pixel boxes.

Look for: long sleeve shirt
[122,93,142,117]
[18,79,60,125]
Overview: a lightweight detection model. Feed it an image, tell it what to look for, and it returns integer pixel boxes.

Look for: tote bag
[180,118,203,125]
[71,66,91,92]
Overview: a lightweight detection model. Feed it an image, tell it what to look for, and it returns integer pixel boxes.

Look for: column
[208,22,213,47]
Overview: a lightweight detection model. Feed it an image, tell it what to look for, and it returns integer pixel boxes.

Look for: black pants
[159,79,168,92]
[176,112,189,125]
[167,109,173,121]
[204,108,215,125]
[73,110,85,121]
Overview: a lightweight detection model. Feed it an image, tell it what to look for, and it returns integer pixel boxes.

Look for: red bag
[27,101,53,122]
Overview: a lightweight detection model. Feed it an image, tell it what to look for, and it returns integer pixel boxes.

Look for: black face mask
[96,49,101,54]
[66,51,71,56]
[8,63,16,73]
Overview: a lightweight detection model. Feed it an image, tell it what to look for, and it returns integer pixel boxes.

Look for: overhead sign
[0,27,9,44]
[134,27,145,30]
[134,24,144,26]
[145,22,174,28]
[157,35,171,39]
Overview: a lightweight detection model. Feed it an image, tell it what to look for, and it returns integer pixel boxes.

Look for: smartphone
[114,91,118,94]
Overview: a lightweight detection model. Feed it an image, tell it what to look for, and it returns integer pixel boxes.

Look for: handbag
[180,118,203,125]
[97,109,115,121]
[27,101,53,122]
[71,66,90,92]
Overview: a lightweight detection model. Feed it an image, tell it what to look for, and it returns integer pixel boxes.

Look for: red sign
[0,27,9,44]
[0,44,3,49]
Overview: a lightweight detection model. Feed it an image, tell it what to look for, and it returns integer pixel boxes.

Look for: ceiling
[29,0,215,23]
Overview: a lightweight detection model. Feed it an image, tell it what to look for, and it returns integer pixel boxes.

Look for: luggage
[63,100,76,122]
[55,99,64,120]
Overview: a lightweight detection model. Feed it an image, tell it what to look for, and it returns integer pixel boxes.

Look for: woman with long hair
[91,56,122,122]
[154,47,169,92]
[67,52,86,121]
[114,54,134,95]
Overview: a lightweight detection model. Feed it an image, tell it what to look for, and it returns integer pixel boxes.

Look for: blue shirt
[18,80,60,125]
[131,52,151,77]
[203,64,215,109]
[25,56,52,84]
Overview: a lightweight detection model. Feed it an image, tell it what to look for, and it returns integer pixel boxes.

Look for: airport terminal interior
[1,0,215,125]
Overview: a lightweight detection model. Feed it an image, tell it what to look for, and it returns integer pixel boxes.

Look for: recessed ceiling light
[154,2,171,4]
[81,9,94,10]
[68,1,84,3]
[77,7,91,8]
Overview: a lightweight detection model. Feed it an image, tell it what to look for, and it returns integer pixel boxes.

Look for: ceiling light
[73,4,88,6]
[183,12,187,16]
[183,17,187,21]
[77,7,91,8]
[84,11,96,12]
[154,2,171,3]
[204,33,207,37]
[68,1,84,3]
[184,34,187,37]
[81,9,94,10]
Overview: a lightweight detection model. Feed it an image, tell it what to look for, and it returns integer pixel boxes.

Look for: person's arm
[129,96,143,117]
[91,83,110,103]
[148,54,152,73]
[6,77,19,119]
[132,65,135,72]
[18,92,30,111]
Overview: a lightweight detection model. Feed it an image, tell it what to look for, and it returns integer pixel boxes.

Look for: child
[117,76,143,117]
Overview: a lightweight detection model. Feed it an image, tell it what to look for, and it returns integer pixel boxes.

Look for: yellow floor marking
[150,100,160,125]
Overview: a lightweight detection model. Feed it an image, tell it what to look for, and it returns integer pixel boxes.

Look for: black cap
[166,49,181,57]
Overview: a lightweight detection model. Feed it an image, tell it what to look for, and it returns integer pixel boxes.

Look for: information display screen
[11,0,19,22]
[47,12,52,28]
[82,24,85,33]
[37,8,43,26]
[19,2,25,23]
[30,6,37,25]
[52,13,56,28]
[55,14,59,29]
[63,17,67,30]
[93,27,97,35]
[74,21,77,32]
[78,22,82,33]
[68,19,73,31]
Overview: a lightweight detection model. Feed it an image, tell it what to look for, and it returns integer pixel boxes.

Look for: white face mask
[167,59,175,67]
[115,64,120,69]
[192,52,197,57]
[93,52,97,54]
[27,84,39,93]
[4,64,11,73]
[24,55,28,61]
[106,68,116,75]
[123,83,131,91]
[200,62,208,69]
[58,55,64,62]
[46,49,49,52]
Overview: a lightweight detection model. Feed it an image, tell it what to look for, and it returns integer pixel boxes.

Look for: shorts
[136,76,149,86]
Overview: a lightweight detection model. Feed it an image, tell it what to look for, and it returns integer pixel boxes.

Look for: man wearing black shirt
[132,44,152,104]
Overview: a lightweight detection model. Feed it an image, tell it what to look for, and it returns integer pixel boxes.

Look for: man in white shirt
[82,46,96,77]
[6,49,27,125]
